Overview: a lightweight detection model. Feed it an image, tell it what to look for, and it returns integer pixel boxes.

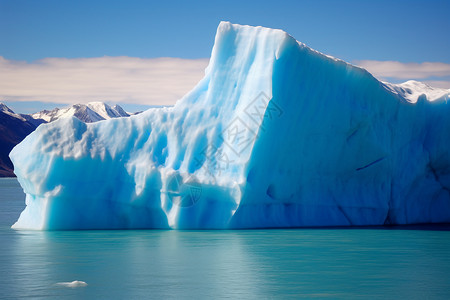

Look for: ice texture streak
[10,22,450,230]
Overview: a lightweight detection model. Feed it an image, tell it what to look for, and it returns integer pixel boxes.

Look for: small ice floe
[56,280,88,288]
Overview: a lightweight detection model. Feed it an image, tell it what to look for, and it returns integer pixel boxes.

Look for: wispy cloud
[2,56,448,107]
[355,60,450,89]
[0,56,209,106]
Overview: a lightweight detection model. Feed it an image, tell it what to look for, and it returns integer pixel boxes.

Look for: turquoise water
[1,178,450,299]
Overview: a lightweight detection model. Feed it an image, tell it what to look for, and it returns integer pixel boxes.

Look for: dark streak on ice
[356,157,386,171]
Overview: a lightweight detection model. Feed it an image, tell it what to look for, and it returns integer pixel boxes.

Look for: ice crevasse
[11,22,450,230]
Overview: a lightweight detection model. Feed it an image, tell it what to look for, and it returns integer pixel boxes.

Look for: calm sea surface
[1,178,449,299]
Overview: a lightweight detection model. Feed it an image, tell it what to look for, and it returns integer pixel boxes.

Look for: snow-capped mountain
[0,103,37,177]
[382,80,450,103]
[0,103,27,122]
[31,102,130,123]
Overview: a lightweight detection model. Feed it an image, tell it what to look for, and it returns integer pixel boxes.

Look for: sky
[1,0,449,113]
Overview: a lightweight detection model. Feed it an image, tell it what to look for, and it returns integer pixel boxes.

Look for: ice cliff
[11,22,450,230]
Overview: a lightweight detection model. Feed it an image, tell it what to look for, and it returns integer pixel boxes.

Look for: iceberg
[10,22,450,230]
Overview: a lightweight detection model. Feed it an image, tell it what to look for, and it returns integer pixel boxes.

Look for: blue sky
[1,0,449,113]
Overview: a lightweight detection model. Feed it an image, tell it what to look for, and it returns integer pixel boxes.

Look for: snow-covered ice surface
[10,22,450,230]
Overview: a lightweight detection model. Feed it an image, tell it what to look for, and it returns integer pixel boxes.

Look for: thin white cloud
[0,56,209,106]
[355,60,450,89]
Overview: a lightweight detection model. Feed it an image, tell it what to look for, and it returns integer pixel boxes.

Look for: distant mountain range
[0,102,135,177]
[30,102,131,123]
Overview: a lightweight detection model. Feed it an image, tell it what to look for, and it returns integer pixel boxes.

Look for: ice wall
[11,22,450,230]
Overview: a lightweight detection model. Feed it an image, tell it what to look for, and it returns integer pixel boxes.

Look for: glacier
[10,22,450,230]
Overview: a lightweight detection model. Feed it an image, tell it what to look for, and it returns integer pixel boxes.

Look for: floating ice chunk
[56,281,88,288]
